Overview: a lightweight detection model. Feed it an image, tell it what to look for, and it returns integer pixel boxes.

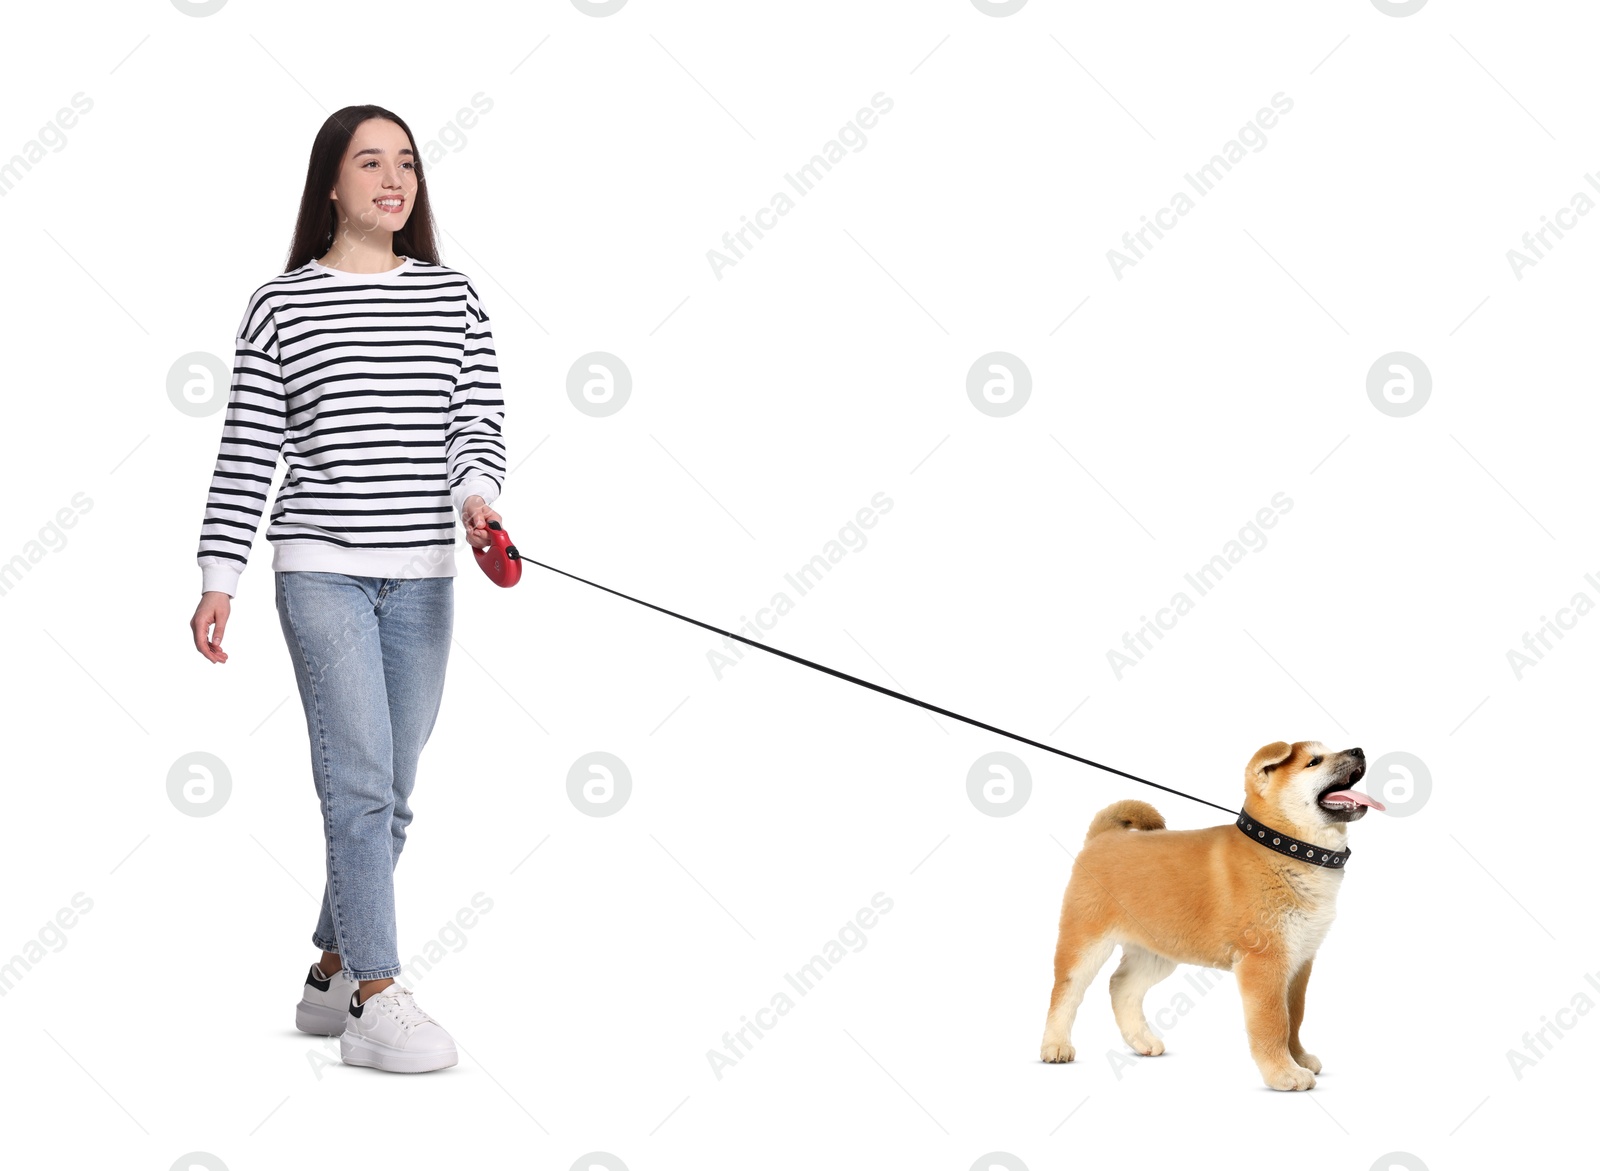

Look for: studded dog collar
[1236,811,1350,868]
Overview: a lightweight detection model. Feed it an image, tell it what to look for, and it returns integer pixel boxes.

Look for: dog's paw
[1125,1032,1165,1057]
[1040,1040,1075,1063]
[1292,1050,1322,1074]
[1262,1063,1316,1091]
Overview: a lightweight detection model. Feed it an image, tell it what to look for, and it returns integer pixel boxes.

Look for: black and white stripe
[197,256,506,596]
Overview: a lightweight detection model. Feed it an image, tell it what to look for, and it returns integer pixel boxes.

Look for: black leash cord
[521,556,1239,817]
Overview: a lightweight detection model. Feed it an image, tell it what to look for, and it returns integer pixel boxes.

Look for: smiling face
[1244,740,1383,839]
[327,117,418,241]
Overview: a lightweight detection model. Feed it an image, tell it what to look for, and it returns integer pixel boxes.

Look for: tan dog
[1038,740,1383,1090]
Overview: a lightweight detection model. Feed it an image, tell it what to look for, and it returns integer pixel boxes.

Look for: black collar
[1236,811,1350,868]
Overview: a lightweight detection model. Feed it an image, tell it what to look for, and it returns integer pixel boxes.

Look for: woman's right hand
[192,591,232,663]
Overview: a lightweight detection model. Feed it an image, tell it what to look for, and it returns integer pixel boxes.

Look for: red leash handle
[472,519,522,587]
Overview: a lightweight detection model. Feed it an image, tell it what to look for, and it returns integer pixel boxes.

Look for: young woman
[188,105,508,1074]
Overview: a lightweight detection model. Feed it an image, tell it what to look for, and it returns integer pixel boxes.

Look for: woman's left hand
[461,495,502,550]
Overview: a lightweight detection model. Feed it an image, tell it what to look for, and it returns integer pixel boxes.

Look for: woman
[188,106,508,1074]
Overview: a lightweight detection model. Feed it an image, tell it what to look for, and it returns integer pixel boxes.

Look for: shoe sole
[295,1001,348,1036]
[340,1032,458,1073]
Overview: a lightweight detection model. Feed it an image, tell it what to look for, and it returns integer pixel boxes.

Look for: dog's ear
[1246,741,1295,796]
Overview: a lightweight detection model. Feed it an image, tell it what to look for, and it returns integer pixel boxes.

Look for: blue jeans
[275,571,454,980]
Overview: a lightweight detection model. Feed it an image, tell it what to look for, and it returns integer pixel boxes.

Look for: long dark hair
[284,105,441,272]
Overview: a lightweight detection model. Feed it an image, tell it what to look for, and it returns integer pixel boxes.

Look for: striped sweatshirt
[196,255,507,597]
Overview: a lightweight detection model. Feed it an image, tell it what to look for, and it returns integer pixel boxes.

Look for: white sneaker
[340,983,459,1073]
[295,963,358,1036]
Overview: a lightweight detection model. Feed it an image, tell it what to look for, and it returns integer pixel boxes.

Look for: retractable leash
[472,521,1238,817]
[472,520,523,587]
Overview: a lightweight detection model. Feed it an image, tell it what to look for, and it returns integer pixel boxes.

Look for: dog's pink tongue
[1324,789,1387,812]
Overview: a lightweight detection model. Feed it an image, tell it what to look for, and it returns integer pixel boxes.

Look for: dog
[1038,740,1382,1090]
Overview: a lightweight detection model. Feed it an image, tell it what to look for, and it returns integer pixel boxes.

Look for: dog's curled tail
[1084,799,1166,846]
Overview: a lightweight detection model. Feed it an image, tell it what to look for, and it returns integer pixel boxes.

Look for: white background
[1,1,1593,1168]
